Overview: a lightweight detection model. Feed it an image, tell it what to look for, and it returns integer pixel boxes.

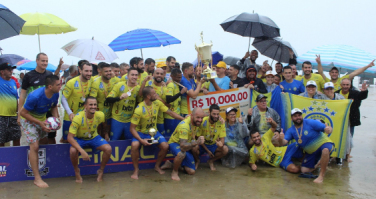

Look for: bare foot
[131,170,139,180]
[349,155,353,158]
[208,160,216,171]
[97,169,104,182]
[313,176,324,183]
[161,160,172,170]
[155,166,165,174]
[34,179,49,188]
[195,160,200,170]
[346,158,353,163]
[171,170,180,181]
[74,168,83,183]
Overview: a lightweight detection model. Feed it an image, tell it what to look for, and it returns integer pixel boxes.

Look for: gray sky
[1,0,375,69]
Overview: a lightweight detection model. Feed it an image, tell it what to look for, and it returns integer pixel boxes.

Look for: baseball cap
[265,71,274,76]
[256,94,267,102]
[226,107,237,114]
[291,108,303,115]
[324,82,334,89]
[329,67,339,72]
[0,63,16,70]
[306,80,317,87]
[216,61,226,69]
[156,62,167,68]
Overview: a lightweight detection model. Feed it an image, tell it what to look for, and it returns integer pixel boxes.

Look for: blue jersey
[209,76,230,92]
[280,80,305,95]
[180,76,196,114]
[0,76,18,116]
[284,119,333,154]
[23,87,59,122]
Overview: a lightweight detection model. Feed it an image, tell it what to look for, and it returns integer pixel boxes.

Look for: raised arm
[348,60,375,79]
[54,57,63,76]
[316,55,327,80]
[186,79,204,99]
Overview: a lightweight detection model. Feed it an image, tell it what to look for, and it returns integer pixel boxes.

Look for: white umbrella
[62,37,118,62]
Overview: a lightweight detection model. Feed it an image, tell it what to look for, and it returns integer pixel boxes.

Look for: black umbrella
[0,4,26,40]
[220,12,280,51]
[252,37,298,63]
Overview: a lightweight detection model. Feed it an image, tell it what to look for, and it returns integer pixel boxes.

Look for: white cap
[306,80,317,87]
[226,107,237,114]
[265,70,274,76]
[291,108,303,115]
[324,82,334,89]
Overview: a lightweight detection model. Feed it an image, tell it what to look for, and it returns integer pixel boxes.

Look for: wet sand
[1,88,376,199]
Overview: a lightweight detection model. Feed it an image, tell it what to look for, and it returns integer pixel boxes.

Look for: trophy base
[147,139,158,144]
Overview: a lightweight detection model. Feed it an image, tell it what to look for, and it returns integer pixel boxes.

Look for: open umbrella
[220,12,280,51]
[252,37,297,63]
[20,12,77,52]
[0,54,25,65]
[109,29,181,58]
[0,4,25,40]
[62,37,118,62]
[18,61,56,72]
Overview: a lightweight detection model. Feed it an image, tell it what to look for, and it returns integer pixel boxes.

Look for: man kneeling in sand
[67,97,112,182]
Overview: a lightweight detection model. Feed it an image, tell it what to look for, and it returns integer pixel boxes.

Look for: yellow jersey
[146,80,166,124]
[62,76,92,121]
[340,90,349,99]
[90,78,116,120]
[199,116,226,145]
[168,116,200,144]
[131,100,169,134]
[257,74,267,83]
[164,82,181,119]
[120,71,148,85]
[110,76,120,85]
[325,74,349,91]
[295,73,325,92]
[69,111,105,140]
[249,129,287,167]
[107,82,140,123]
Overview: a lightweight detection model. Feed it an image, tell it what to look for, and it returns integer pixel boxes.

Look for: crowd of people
[0,50,373,188]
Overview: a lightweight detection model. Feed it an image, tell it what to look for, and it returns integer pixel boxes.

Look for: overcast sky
[1,0,375,69]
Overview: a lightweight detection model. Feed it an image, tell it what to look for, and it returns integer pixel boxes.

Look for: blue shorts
[157,123,166,135]
[164,119,180,137]
[169,143,195,170]
[280,142,303,170]
[199,144,218,155]
[131,131,167,143]
[110,119,133,140]
[73,135,108,154]
[302,142,335,169]
[62,120,72,140]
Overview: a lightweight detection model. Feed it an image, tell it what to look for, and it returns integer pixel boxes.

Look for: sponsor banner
[187,87,251,119]
[0,139,208,183]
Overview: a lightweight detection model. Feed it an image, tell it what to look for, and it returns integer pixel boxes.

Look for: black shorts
[0,116,21,143]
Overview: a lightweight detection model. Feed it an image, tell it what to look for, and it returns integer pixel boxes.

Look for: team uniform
[131,100,169,143]
[249,129,303,170]
[180,76,196,116]
[279,79,306,95]
[0,76,21,143]
[168,116,200,170]
[198,116,226,155]
[107,82,140,140]
[146,80,167,135]
[324,74,349,91]
[62,76,92,140]
[164,81,181,136]
[90,78,116,122]
[120,71,148,85]
[284,119,334,169]
[69,111,108,153]
[21,87,59,144]
[257,74,267,83]
[295,74,325,92]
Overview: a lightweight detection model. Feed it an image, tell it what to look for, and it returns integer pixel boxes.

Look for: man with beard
[237,50,261,78]
[198,104,228,171]
[162,107,205,181]
[280,108,333,183]
[140,68,168,135]
[180,62,205,117]
[106,68,141,140]
[242,66,267,93]
[144,58,155,75]
[90,64,115,140]
[110,63,121,80]
[316,55,375,91]
[166,56,176,74]
[295,61,325,92]
[130,86,184,179]
[275,62,284,81]
[290,64,298,79]
[249,118,301,173]
[61,62,93,142]
[121,57,148,85]
[67,97,112,183]
[279,66,305,95]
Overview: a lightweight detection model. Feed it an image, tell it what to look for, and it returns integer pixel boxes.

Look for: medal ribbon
[85,114,94,138]
[295,124,303,143]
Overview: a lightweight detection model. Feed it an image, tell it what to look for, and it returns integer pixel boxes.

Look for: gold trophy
[148,128,158,144]
[195,32,217,79]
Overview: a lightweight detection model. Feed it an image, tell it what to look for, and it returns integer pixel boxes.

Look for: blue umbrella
[297,45,376,78]
[0,4,26,40]
[192,51,223,68]
[109,29,181,58]
[18,61,57,72]
[0,54,25,66]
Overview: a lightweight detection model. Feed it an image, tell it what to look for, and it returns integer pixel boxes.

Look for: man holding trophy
[130,86,185,180]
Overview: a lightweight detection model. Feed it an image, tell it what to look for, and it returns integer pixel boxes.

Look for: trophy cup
[195,32,217,79]
[148,128,158,144]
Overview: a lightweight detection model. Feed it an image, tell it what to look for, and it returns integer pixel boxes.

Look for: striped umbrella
[297,45,376,78]
[108,29,181,58]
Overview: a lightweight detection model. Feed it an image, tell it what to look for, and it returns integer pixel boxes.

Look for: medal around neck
[148,128,158,144]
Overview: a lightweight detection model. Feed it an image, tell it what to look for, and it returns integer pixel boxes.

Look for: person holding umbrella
[237,50,261,78]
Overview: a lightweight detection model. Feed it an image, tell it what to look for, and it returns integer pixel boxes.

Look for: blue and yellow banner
[281,93,352,158]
